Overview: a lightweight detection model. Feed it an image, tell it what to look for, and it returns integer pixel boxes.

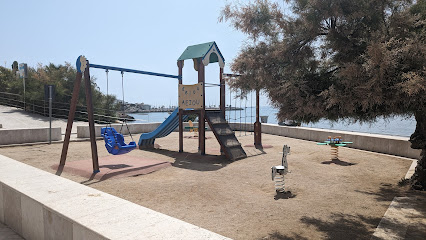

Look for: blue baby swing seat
[101,127,137,155]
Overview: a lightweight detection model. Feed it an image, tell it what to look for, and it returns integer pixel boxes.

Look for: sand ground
[1,130,425,239]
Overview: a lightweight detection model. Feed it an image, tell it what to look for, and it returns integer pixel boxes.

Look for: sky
[0,0,285,107]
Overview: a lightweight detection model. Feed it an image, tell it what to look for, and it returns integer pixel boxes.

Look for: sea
[129,106,416,137]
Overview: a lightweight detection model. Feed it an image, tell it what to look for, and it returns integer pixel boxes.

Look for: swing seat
[101,127,137,155]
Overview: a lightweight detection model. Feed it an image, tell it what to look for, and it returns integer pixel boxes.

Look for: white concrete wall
[230,123,421,160]
[77,122,421,160]
[0,127,61,145]
[0,154,229,240]
[77,123,161,138]
[77,122,211,138]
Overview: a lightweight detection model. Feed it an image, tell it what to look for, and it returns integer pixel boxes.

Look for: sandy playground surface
[1,131,425,239]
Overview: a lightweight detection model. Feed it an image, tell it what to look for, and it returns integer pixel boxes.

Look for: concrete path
[0,222,23,240]
[0,105,86,135]
[371,160,425,240]
[0,154,230,240]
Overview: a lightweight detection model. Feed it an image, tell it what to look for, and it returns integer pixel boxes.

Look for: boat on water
[278,120,301,126]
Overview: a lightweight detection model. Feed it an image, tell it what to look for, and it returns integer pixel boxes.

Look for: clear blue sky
[1,0,283,107]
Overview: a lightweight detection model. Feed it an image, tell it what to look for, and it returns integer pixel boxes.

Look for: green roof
[177,42,225,66]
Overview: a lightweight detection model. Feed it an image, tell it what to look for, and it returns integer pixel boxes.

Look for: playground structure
[175,42,246,160]
[59,42,252,173]
[271,145,290,193]
[317,136,353,160]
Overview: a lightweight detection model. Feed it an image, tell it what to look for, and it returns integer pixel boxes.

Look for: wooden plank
[219,67,225,155]
[254,89,262,146]
[178,60,183,153]
[60,72,83,166]
[84,62,99,173]
[198,59,205,155]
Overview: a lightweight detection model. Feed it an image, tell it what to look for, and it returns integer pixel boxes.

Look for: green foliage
[185,114,198,122]
[222,0,426,190]
[0,62,120,118]
[11,61,18,72]
[221,0,424,123]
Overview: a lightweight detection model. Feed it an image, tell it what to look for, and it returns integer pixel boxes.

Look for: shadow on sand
[274,191,296,200]
[142,145,267,171]
[321,158,356,166]
[142,148,231,171]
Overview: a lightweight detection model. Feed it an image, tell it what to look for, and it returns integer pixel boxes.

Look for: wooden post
[219,67,225,155]
[84,62,100,173]
[178,60,184,153]
[254,89,262,147]
[220,68,225,117]
[60,72,83,166]
[198,58,206,155]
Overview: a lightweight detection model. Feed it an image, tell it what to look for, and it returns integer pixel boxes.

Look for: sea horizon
[129,106,416,138]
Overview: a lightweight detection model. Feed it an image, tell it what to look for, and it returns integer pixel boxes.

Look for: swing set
[59,55,180,173]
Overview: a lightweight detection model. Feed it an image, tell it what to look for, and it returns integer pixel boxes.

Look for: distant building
[138,103,151,111]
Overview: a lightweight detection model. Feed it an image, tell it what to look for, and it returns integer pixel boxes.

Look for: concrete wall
[77,122,210,138]
[0,154,229,240]
[77,123,161,138]
[230,123,421,160]
[77,121,421,160]
[0,127,61,145]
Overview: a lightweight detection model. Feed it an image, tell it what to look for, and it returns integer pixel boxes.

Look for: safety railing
[0,91,128,124]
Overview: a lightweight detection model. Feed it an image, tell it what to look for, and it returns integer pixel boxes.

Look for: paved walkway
[0,105,86,135]
[0,105,88,142]
[0,222,23,240]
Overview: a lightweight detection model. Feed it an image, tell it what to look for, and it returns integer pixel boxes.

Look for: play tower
[176,42,246,160]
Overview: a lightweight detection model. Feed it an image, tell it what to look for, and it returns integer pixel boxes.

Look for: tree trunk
[409,111,426,190]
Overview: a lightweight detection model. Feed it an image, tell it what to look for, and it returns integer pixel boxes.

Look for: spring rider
[271,145,290,193]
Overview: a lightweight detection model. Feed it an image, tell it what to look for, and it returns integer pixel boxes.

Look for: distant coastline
[123,103,243,113]
[129,106,416,137]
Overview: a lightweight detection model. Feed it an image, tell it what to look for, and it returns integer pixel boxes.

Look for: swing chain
[119,71,135,143]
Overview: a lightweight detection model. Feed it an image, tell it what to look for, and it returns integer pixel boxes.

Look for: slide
[138,108,187,148]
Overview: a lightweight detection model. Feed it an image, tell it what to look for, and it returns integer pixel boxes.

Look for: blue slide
[138,108,187,148]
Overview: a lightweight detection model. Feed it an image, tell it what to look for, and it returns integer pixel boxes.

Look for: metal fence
[0,91,121,124]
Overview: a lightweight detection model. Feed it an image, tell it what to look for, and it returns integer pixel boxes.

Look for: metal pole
[239,89,242,137]
[234,91,237,126]
[49,86,52,144]
[245,95,247,136]
[229,87,231,122]
[23,77,26,110]
[251,91,253,135]
[89,63,180,80]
